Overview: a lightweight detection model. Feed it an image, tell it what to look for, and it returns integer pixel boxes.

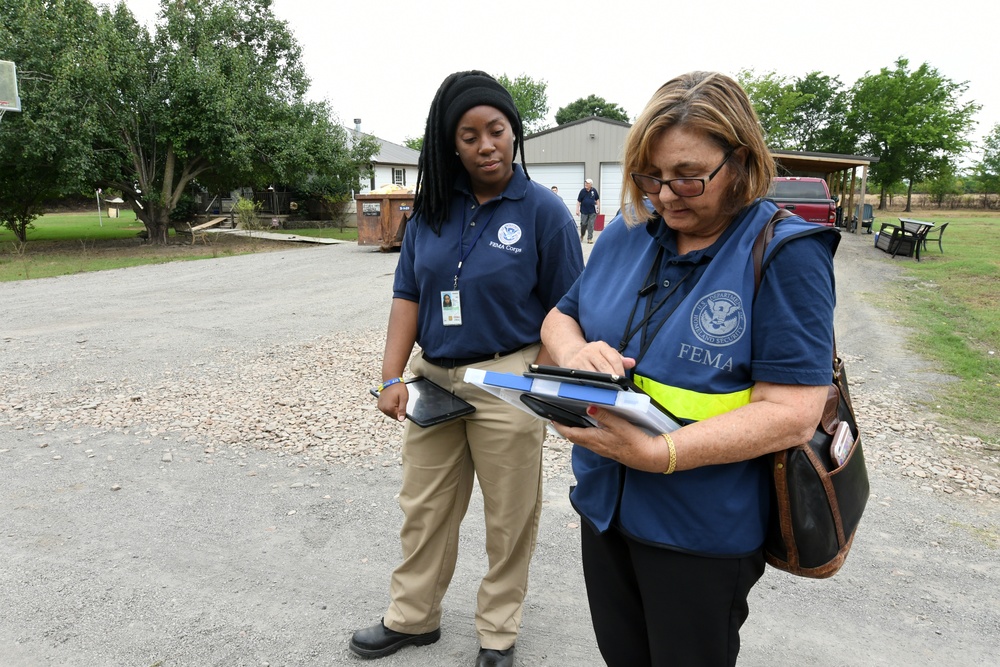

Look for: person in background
[349,70,583,667]
[576,178,600,243]
[551,185,559,194]
[540,71,839,666]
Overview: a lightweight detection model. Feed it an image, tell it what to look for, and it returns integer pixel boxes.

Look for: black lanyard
[454,200,503,289]
[617,245,696,368]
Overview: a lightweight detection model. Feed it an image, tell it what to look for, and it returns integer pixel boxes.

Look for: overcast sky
[107,0,997,160]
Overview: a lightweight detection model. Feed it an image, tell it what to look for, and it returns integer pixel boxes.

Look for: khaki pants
[383,345,545,650]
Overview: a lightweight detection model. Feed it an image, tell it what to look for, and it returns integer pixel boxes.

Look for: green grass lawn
[0,212,358,282]
[869,208,1000,440]
[1,211,147,242]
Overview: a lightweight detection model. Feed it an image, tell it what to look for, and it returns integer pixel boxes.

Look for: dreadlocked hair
[412,70,529,235]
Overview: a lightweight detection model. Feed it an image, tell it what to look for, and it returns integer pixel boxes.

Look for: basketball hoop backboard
[0,60,22,115]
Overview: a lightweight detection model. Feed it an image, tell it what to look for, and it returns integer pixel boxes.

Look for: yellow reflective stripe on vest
[634,374,752,422]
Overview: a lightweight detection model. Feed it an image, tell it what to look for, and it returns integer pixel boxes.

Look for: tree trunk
[879,186,887,210]
[126,145,205,245]
[905,180,914,213]
[139,206,172,244]
[11,220,28,243]
[5,204,34,242]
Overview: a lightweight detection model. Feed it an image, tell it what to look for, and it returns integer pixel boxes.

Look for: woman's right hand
[377,383,408,422]
[543,308,635,375]
[378,298,419,423]
[563,341,636,376]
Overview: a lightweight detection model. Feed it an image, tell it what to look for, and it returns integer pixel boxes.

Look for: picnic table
[874,217,935,261]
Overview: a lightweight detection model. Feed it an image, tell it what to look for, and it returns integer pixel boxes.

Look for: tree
[737,69,805,150]
[921,165,962,207]
[88,0,377,244]
[555,95,629,125]
[403,136,423,152]
[976,123,1000,207]
[846,57,979,212]
[496,73,549,134]
[739,70,854,154]
[789,72,853,154]
[291,111,379,223]
[0,0,106,242]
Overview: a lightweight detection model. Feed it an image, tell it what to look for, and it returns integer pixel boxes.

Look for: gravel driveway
[1,231,997,666]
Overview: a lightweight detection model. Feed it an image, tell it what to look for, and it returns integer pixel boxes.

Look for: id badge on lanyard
[441,290,462,326]
[444,200,503,328]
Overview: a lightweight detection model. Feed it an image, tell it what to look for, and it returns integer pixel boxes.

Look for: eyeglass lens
[631,150,733,198]
[631,174,705,197]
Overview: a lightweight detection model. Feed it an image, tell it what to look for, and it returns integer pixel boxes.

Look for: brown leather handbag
[752,209,870,578]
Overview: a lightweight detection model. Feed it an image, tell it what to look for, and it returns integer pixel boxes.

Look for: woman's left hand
[550,405,666,473]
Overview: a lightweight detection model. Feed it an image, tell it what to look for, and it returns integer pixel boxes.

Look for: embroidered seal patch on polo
[691,290,746,346]
[497,223,522,246]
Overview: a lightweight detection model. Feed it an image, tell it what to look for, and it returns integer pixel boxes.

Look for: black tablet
[369,377,475,427]
[401,377,476,427]
[519,393,595,428]
[525,364,682,425]
[525,364,632,391]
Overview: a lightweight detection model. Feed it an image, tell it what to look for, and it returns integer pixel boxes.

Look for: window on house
[393,168,406,186]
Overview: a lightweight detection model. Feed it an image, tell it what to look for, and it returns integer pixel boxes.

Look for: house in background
[522,116,632,217]
[350,119,420,200]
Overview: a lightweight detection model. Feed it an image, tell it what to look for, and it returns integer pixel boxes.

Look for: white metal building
[522,116,632,218]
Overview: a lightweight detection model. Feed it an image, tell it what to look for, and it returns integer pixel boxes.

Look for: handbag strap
[751,207,795,295]
[751,209,856,422]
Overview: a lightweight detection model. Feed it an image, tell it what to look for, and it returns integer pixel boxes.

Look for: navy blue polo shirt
[394,165,584,360]
[577,186,600,215]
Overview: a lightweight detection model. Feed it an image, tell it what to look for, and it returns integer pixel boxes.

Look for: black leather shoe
[475,646,514,667]
[349,619,440,659]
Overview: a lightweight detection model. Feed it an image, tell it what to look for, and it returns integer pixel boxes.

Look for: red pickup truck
[767,177,837,226]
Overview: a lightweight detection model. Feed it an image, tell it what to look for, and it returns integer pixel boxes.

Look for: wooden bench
[187,216,228,245]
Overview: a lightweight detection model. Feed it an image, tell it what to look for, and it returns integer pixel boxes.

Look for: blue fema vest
[570,199,839,556]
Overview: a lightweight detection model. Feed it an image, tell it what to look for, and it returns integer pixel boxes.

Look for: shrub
[233,196,263,230]
[169,193,198,223]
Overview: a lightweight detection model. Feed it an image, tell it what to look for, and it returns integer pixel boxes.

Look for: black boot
[475,645,514,667]
[349,619,440,659]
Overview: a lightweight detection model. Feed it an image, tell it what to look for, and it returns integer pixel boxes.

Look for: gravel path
[1,233,998,666]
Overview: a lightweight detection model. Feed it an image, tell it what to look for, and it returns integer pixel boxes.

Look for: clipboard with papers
[463,364,681,436]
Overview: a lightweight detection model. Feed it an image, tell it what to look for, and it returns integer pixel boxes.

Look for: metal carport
[772,150,880,233]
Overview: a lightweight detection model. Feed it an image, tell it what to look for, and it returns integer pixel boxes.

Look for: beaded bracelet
[661,433,677,475]
[376,377,404,393]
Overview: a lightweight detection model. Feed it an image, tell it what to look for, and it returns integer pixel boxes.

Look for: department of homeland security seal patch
[498,223,522,246]
[691,290,746,346]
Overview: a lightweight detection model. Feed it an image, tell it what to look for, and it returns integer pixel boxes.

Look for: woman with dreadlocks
[350,71,583,667]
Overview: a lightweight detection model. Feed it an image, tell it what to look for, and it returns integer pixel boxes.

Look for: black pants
[581,523,765,667]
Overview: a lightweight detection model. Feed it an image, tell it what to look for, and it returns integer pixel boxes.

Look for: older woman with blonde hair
[540,71,840,666]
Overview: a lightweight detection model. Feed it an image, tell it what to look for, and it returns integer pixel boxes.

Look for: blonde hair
[621,71,775,227]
